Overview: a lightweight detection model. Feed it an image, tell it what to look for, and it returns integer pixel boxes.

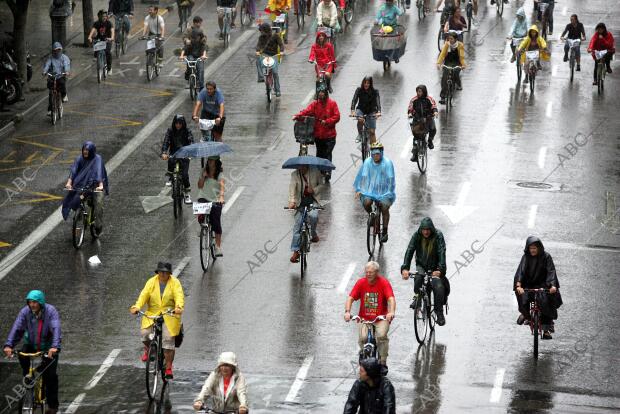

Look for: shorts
[355,109,377,130]
[360,196,392,209]
[141,324,175,350]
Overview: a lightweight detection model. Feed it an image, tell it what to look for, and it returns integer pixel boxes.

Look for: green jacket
[401,217,447,276]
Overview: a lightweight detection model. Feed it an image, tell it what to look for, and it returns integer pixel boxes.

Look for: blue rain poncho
[61,141,109,220]
[354,155,396,204]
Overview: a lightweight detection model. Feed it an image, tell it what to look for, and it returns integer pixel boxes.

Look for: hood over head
[417,217,436,234]
[316,31,328,42]
[516,7,526,18]
[25,290,46,306]
[528,24,540,36]
[524,235,545,254]
[52,42,63,51]
[82,141,96,159]
[217,352,238,369]
[360,357,382,380]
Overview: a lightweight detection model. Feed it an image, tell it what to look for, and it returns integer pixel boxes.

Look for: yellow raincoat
[518,25,550,63]
[132,275,185,336]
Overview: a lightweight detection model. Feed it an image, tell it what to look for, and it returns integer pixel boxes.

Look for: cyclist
[62,141,109,234]
[517,25,550,82]
[292,87,340,182]
[514,236,562,340]
[344,261,395,368]
[344,357,396,414]
[192,352,249,413]
[400,217,448,326]
[218,0,238,35]
[108,0,134,38]
[288,165,324,263]
[130,261,184,379]
[375,0,403,27]
[294,0,312,17]
[4,290,61,414]
[350,76,381,145]
[443,6,467,37]
[162,114,194,204]
[507,7,530,63]
[177,0,195,28]
[560,14,585,70]
[534,0,554,35]
[437,30,466,104]
[309,31,336,93]
[407,84,438,156]
[180,16,208,91]
[196,156,225,257]
[88,10,115,73]
[43,42,70,115]
[192,81,226,142]
[316,0,339,31]
[435,0,459,13]
[354,141,395,243]
[142,6,165,64]
[587,22,615,83]
[256,22,284,97]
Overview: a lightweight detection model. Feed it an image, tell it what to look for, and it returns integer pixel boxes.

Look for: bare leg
[215,233,222,248]
[164,349,175,370]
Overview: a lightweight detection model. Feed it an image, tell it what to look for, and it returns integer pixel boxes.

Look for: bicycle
[295,0,307,28]
[193,201,217,271]
[112,14,130,57]
[197,404,238,414]
[441,65,461,111]
[258,53,282,103]
[167,158,188,219]
[410,270,436,344]
[179,4,191,31]
[220,7,235,47]
[495,0,504,16]
[565,38,580,82]
[408,115,430,173]
[240,0,255,26]
[15,351,48,414]
[93,40,110,83]
[510,37,525,82]
[140,35,163,81]
[351,113,377,160]
[343,0,355,25]
[351,315,387,361]
[522,288,550,359]
[524,50,539,94]
[465,0,473,29]
[594,49,607,95]
[46,72,65,125]
[65,187,102,249]
[284,203,323,278]
[183,57,205,101]
[273,11,289,44]
[416,0,426,20]
[366,199,384,257]
[294,115,315,156]
[136,309,176,400]
[313,60,335,94]
[538,1,552,40]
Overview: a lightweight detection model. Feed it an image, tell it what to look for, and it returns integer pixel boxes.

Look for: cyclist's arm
[288,173,299,205]
[187,129,195,145]
[161,129,171,154]
[295,101,315,118]
[400,233,418,271]
[544,253,557,288]
[458,43,466,68]
[375,90,381,114]
[218,178,225,203]
[387,296,396,316]
[407,97,415,116]
[195,371,217,405]
[132,279,153,311]
[514,256,526,289]
[343,381,362,414]
[330,3,338,27]
[560,24,569,39]
[382,379,396,412]
[159,17,165,38]
[49,305,62,349]
[191,100,202,120]
[4,309,27,349]
[350,88,359,111]
[142,17,149,36]
[428,96,438,114]
[236,374,249,411]
[110,26,115,41]
[436,42,447,65]
[172,278,185,313]
[63,55,71,75]
[324,103,340,126]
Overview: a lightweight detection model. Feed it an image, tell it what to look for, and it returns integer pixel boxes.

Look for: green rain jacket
[401,217,447,276]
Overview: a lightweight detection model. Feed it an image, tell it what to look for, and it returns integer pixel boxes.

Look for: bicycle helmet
[370,141,384,151]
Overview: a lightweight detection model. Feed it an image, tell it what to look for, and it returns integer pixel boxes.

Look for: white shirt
[316,1,338,28]
[144,14,165,35]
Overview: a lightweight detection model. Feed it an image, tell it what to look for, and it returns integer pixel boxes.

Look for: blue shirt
[197,88,225,118]
[43,54,71,76]
[376,4,403,26]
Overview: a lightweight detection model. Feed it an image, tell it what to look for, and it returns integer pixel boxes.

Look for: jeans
[187,54,205,91]
[315,138,336,178]
[114,14,131,34]
[18,345,59,410]
[440,66,461,98]
[414,267,446,313]
[167,158,191,191]
[358,319,389,363]
[256,56,281,94]
[47,76,66,111]
[290,208,318,251]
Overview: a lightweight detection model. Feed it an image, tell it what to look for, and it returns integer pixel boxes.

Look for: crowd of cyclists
[2,0,610,411]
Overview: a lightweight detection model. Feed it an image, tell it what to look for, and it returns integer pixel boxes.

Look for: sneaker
[311,235,319,243]
[563,54,568,62]
[380,232,388,243]
[428,139,434,150]
[516,314,526,325]
[214,246,223,257]
[510,55,516,63]
[607,67,613,74]
[141,348,148,362]
[165,367,174,379]
[275,92,281,97]
[576,65,581,71]
[410,153,418,162]
[456,84,462,91]
[184,194,192,204]
[439,99,446,104]
[436,311,446,326]
[219,33,224,40]
[490,0,495,4]
[355,135,361,143]
[290,251,300,263]
[62,95,68,103]
[542,331,552,340]
[548,32,553,36]
[165,181,172,187]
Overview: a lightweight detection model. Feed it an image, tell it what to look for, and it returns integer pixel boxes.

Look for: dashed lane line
[489,368,506,403]
[285,356,314,403]
[222,186,245,215]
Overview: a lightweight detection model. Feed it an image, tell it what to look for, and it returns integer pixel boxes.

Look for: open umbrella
[171,142,232,159]
[282,155,336,171]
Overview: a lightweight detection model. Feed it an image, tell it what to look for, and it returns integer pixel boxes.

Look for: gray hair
[365,261,380,272]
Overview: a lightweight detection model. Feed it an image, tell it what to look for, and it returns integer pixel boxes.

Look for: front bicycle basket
[294,117,315,143]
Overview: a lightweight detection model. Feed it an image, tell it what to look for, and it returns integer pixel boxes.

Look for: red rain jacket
[295,98,340,140]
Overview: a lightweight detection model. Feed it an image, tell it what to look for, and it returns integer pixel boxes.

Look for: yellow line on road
[0,241,11,248]
[0,184,62,205]
[10,139,66,152]
[64,110,143,126]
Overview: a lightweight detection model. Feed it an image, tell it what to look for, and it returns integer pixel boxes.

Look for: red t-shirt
[349,276,394,320]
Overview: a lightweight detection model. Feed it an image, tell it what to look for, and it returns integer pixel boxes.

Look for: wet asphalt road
[1,0,619,412]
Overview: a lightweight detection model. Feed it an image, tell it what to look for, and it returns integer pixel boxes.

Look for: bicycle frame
[351,315,386,360]
[442,65,461,109]
[523,288,549,358]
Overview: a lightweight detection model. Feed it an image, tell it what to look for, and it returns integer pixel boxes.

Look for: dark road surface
[1,0,619,412]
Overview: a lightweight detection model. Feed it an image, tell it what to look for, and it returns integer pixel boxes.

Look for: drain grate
[516,182,554,190]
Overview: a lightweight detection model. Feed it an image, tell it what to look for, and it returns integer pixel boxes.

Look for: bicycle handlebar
[283,204,325,210]
[523,288,550,292]
[442,65,462,70]
[351,315,387,323]
[63,187,103,193]
[135,309,177,319]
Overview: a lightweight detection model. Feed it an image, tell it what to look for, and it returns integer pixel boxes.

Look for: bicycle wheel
[300,231,307,278]
[56,94,63,120]
[50,93,57,125]
[189,75,196,101]
[366,212,376,257]
[115,39,120,58]
[146,55,154,81]
[569,53,575,83]
[530,71,535,94]
[427,291,436,330]
[597,65,604,95]
[344,3,354,24]
[416,138,427,173]
[18,387,36,414]
[145,342,160,400]
[375,208,383,250]
[97,53,103,84]
[532,313,539,359]
[383,59,390,71]
[200,225,212,271]
[90,206,101,239]
[516,59,522,82]
[172,179,181,219]
[496,0,503,16]
[241,2,248,26]
[361,133,368,160]
[121,30,128,55]
[72,207,85,249]
[413,295,428,344]
[266,73,273,103]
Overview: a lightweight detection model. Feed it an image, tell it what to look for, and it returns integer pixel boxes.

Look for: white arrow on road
[140,186,172,213]
[438,181,478,224]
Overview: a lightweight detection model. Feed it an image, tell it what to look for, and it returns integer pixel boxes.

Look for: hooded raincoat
[195,352,249,412]
[294,95,340,140]
[61,141,109,220]
[518,25,550,63]
[354,155,396,205]
[401,217,447,276]
[588,30,615,58]
[5,291,62,351]
[309,32,337,72]
[508,8,530,38]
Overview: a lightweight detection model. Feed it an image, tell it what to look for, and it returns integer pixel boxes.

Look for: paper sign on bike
[567,39,581,47]
[93,41,107,52]
[193,202,212,215]
[512,37,524,46]
[274,14,286,23]
[262,56,275,68]
[526,50,540,60]
[595,50,608,60]
[199,119,216,131]
[146,39,156,50]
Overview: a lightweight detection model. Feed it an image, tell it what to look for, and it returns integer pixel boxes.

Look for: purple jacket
[5,304,62,350]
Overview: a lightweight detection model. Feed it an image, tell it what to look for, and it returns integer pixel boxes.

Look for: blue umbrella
[171,142,233,159]
[282,156,336,171]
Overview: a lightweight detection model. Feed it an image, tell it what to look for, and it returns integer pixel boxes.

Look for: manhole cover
[516,182,553,189]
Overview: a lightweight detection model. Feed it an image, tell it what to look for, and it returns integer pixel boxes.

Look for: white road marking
[0,30,256,283]
[552,64,559,76]
[222,186,245,214]
[490,368,506,403]
[538,146,547,169]
[527,205,538,229]
[173,256,192,277]
[456,181,471,206]
[84,349,122,390]
[545,101,553,118]
[561,6,567,16]
[285,356,314,402]
[439,181,477,224]
[65,393,86,414]
[337,262,357,293]
[400,138,412,159]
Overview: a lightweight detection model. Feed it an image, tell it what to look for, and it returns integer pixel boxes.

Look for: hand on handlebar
[344,311,351,322]
[3,346,13,358]
[516,287,524,295]
[401,269,410,280]
[129,306,139,314]
[431,270,441,277]
[161,153,169,161]
[354,192,361,200]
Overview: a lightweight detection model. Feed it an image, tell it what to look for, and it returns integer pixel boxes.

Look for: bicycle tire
[50,92,57,125]
[146,56,154,81]
[416,138,427,173]
[200,225,212,271]
[145,342,160,400]
[18,386,45,414]
[413,295,428,344]
[241,3,247,26]
[418,3,423,20]
[210,230,217,262]
[569,52,575,82]
[383,59,389,71]
[173,178,181,219]
[344,3,354,24]
[597,65,604,94]
[361,132,368,160]
[57,95,63,119]
[115,39,120,58]
[376,208,383,250]
[189,76,196,101]
[530,72,535,93]
[266,73,272,103]
[72,207,85,249]
[427,290,436,330]
[532,313,539,359]
[121,31,127,55]
[366,212,376,257]
[516,58,522,82]
[97,54,103,84]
